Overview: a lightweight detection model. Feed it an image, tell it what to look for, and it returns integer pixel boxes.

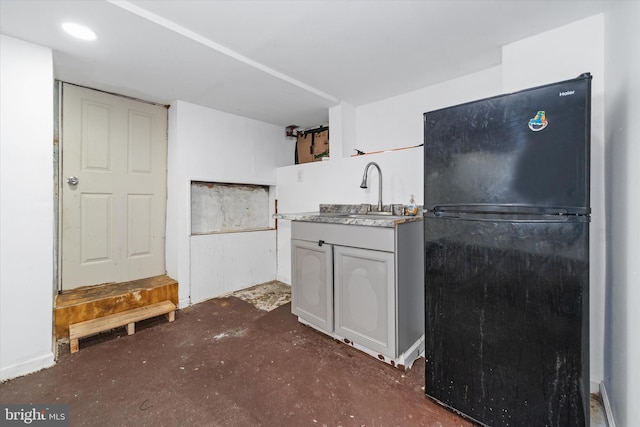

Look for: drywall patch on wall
[191,181,271,234]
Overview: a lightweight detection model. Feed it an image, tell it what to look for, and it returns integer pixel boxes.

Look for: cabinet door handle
[318,240,325,247]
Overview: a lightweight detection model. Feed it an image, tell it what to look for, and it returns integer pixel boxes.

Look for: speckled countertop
[274,204,423,228]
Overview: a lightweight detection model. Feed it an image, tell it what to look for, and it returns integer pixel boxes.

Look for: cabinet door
[334,246,395,358]
[291,239,333,333]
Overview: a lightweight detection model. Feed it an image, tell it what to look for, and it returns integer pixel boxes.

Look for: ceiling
[0,0,610,129]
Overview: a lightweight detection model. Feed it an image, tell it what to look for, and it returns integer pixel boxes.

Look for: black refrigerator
[423,74,591,426]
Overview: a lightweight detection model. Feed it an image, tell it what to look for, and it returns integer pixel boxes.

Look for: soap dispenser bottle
[406,194,418,216]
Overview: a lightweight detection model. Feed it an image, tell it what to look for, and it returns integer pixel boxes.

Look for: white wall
[275,67,503,284]
[190,231,277,303]
[502,14,606,392]
[0,35,55,380]
[603,2,640,425]
[166,100,293,306]
[355,66,503,155]
[328,101,355,159]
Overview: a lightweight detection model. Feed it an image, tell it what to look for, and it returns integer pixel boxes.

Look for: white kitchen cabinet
[291,238,333,334]
[290,220,424,369]
[334,245,396,358]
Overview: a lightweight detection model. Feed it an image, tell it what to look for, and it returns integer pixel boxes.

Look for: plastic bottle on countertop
[406,194,418,216]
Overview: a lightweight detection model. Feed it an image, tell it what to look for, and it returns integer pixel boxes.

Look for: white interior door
[61,83,167,290]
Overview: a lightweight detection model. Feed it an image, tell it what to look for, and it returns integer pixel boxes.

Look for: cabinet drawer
[291,221,394,252]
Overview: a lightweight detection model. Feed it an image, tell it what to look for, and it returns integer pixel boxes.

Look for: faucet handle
[359,203,372,213]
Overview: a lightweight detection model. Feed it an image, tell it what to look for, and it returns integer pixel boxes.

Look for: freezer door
[424,216,589,426]
[424,75,591,210]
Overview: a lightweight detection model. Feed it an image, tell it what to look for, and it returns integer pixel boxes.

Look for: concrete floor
[1,291,608,426]
[2,296,471,427]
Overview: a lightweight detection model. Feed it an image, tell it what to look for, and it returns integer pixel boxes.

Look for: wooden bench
[69,300,176,353]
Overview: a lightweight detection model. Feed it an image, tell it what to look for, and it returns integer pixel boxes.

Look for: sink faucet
[360,161,383,212]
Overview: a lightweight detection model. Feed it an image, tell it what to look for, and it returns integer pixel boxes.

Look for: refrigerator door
[424,216,589,426]
[424,75,591,212]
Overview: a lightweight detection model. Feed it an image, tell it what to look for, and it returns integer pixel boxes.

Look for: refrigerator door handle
[428,210,589,223]
[431,204,592,215]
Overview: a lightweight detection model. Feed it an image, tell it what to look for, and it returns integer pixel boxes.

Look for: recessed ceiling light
[62,22,97,41]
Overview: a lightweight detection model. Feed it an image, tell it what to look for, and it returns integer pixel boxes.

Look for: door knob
[67,176,79,186]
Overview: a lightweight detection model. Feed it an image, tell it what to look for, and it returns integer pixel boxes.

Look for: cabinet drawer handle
[318,240,325,247]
